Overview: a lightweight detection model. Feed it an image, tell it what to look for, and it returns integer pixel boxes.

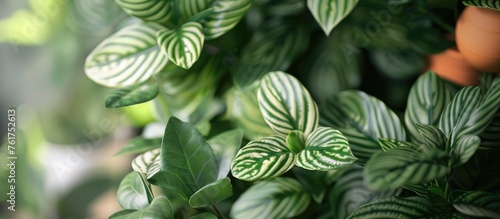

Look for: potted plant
[82,0,500,218]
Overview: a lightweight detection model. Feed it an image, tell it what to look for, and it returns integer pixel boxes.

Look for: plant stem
[211,205,225,219]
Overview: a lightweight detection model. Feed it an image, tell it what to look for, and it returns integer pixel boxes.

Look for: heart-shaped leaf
[202,0,253,39]
[296,127,356,170]
[188,177,233,208]
[415,124,447,150]
[307,0,359,36]
[115,137,161,156]
[105,81,158,108]
[451,135,481,167]
[115,0,173,24]
[132,148,161,179]
[258,71,319,137]
[346,196,438,219]
[157,22,205,69]
[230,177,310,219]
[231,136,296,181]
[454,191,500,218]
[109,196,174,219]
[117,172,152,210]
[85,23,168,88]
[405,71,452,142]
[208,129,243,179]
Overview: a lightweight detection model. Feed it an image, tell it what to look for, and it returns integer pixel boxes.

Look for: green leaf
[188,177,233,208]
[208,129,243,179]
[377,138,419,152]
[132,148,161,179]
[115,137,162,156]
[109,210,136,219]
[117,172,151,210]
[157,22,205,69]
[230,177,310,219]
[85,22,168,88]
[307,0,359,36]
[263,0,306,17]
[462,0,500,10]
[451,135,481,167]
[109,196,174,219]
[330,165,401,219]
[480,110,500,149]
[175,0,215,20]
[346,196,437,219]
[231,136,296,181]
[405,71,452,142]
[296,127,357,170]
[189,213,218,219]
[105,82,159,108]
[454,191,500,218]
[161,116,218,196]
[364,145,449,190]
[320,90,406,163]
[115,0,173,24]
[369,49,424,80]
[292,167,327,203]
[286,130,306,154]
[415,124,447,150]
[202,0,253,39]
[258,71,319,137]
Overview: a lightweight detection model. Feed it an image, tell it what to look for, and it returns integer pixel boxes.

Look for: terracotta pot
[456,6,500,73]
[428,47,482,86]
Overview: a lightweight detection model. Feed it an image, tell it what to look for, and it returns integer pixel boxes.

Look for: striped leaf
[202,0,253,40]
[463,0,500,10]
[175,0,215,20]
[263,0,306,17]
[364,145,449,190]
[231,136,296,181]
[157,22,205,69]
[405,71,452,142]
[480,110,500,149]
[378,138,419,152]
[85,23,168,88]
[439,77,500,148]
[115,0,173,24]
[454,191,500,218]
[369,49,424,80]
[346,196,437,219]
[320,90,406,164]
[132,148,161,179]
[230,177,310,219]
[258,71,319,137]
[416,124,447,150]
[232,23,309,88]
[208,129,243,179]
[117,172,152,210]
[330,165,401,219]
[451,135,481,167]
[188,177,232,208]
[105,81,158,108]
[307,0,359,36]
[110,196,174,219]
[296,127,357,170]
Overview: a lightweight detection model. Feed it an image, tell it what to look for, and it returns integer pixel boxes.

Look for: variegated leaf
[115,0,173,24]
[347,196,438,219]
[85,23,168,87]
[231,136,296,181]
[117,172,152,210]
[157,22,205,69]
[454,191,500,218]
[377,138,419,152]
[307,0,359,36]
[462,0,500,10]
[202,0,253,39]
[415,124,447,150]
[296,127,356,170]
[132,148,161,179]
[230,177,310,219]
[405,71,452,142]
[258,71,319,137]
[176,0,215,20]
[451,135,481,167]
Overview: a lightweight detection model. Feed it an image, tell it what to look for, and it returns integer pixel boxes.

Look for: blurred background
[0,0,155,218]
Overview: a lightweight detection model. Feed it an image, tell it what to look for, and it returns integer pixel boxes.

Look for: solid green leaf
[462,0,500,10]
[208,129,243,179]
[454,191,500,218]
[231,136,296,181]
[131,148,161,179]
[202,0,253,39]
[296,127,357,170]
[117,172,151,210]
[148,170,193,201]
[286,130,306,154]
[451,135,481,167]
[330,165,401,219]
[307,0,359,36]
[230,177,310,219]
[161,116,218,196]
[109,196,174,219]
[320,90,406,163]
[115,0,173,24]
[364,145,449,190]
[105,82,158,108]
[189,212,218,219]
[415,124,447,150]
[346,196,437,219]
[258,71,319,137]
[157,22,205,69]
[115,137,162,156]
[109,210,136,219]
[377,138,419,152]
[85,22,168,88]
[188,177,233,208]
[405,71,452,142]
